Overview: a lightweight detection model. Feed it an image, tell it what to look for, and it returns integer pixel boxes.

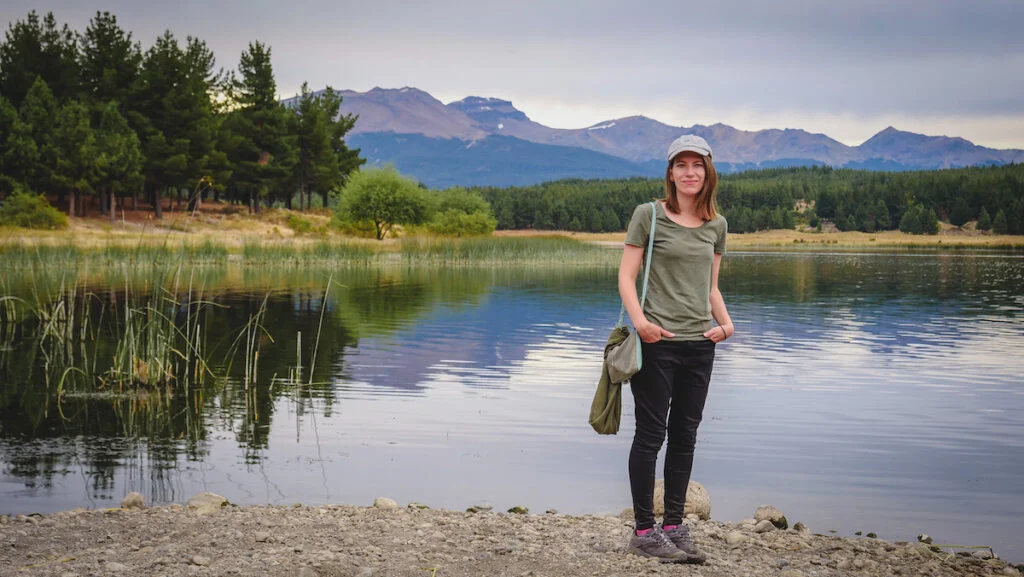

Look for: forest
[0,10,362,220]
[473,164,1024,235]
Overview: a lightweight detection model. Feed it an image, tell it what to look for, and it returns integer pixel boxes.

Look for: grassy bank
[0,233,618,268]
[2,207,1022,270]
[497,228,1024,250]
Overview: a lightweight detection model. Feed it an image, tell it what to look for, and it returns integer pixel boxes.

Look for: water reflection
[0,255,1022,561]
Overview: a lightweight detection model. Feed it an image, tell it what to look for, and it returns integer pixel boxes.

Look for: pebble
[725,531,746,545]
[105,562,129,572]
[190,555,211,566]
[754,520,776,533]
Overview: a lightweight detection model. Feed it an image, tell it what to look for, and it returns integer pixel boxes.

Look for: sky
[4,0,1023,149]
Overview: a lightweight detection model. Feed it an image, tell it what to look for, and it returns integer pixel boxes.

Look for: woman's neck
[672,194,699,218]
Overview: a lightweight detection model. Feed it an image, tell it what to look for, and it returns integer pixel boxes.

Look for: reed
[2,235,620,268]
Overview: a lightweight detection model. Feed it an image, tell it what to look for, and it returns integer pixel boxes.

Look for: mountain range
[284,87,1024,188]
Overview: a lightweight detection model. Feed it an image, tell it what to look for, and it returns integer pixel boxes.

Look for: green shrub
[427,209,497,237]
[0,189,68,229]
[287,213,314,234]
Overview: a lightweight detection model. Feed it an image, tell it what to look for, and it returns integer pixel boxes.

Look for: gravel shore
[2,497,1021,577]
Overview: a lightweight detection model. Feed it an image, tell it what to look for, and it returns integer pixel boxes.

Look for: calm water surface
[1,252,1022,561]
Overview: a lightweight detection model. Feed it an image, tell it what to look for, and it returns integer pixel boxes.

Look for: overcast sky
[4,0,1023,148]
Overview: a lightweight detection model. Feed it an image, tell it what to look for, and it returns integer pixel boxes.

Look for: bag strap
[617,201,658,327]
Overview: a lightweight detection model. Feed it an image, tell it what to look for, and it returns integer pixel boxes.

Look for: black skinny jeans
[629,339,715,531]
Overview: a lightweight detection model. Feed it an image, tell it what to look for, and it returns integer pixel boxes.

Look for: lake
[1,251,1022,562]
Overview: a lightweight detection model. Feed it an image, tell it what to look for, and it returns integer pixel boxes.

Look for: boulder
[754,505,788,529]
[186,492,228,515]
[754,519,776,533]
[120,492,145,510]
[652,479,711,520]
[372,497,399,510]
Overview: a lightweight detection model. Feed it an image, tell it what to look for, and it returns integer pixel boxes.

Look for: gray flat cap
[667,134,712,161]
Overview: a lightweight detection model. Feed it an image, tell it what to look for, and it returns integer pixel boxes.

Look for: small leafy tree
[425,187,496,236]
[337,167,429,240]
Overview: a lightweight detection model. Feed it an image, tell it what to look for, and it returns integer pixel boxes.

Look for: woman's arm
[619,244,675,343]
[703,252,734,343]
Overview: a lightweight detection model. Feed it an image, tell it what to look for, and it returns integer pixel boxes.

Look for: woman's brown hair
[663,153,719,221]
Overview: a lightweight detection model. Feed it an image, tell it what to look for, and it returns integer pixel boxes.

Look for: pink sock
[663,524,678,531]
[636,528,652,536]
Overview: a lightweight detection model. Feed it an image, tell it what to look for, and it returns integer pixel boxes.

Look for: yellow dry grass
[495,228,1024,248]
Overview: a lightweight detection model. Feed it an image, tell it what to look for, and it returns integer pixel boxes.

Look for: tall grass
[2,235,618,268]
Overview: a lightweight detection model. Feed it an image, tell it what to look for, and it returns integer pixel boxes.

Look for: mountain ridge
[284,86,1024,187]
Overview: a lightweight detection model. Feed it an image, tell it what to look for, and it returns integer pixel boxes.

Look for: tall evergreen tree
[51,101,99,216]
[0,11,79,106]
[79,11,141,110]
[225,41,295,212]
[95,101,142,219]
[131,32,218,217]
[977,206,992,231]
[18,77,59,199]
[289,83,362,210]
[0,94,38,194]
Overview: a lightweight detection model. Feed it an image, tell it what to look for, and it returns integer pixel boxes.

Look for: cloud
[4,0,1022,148]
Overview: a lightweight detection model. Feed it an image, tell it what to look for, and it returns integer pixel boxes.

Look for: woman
[618,134,734,563]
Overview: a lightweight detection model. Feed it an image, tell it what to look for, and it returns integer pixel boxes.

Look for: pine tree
[948,197,972,228]
[51,101,99,216]
[18,77,59,198]
[0,11,79,106]
[874,199,891,230]
[132,32,218,217]
[225,41,295,212]
[977,206,991,231]
[992,209,1008,234]
[79,11,141,109]
[0,95,38,193]
[95,101,143,219]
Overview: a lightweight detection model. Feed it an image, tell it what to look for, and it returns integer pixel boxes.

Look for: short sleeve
[625,203,653,247]
[714,215,728,254]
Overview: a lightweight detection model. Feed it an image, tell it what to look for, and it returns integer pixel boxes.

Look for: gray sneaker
[627,527,686,562]
[663,524,707,564]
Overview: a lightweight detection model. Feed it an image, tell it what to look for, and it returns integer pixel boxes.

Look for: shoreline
[2,497,1020,577]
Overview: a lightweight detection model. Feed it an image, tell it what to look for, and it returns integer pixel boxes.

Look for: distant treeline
[0,10,362,219]
[472,164,1024,234]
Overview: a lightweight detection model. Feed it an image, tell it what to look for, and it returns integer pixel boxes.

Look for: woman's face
[670,151,706,198]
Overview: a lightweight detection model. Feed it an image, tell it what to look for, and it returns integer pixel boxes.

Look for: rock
[725,531,746,545]
[187,492,228,515]
[685,513,700,521]
[105,562,129,572]
[618,508,634,522]
[652,479,711,520]
[297,568,318,577]
[545,509,558,515]
[466,502,493,513]
[776,558,790,568]
[120,492,145,510]
[793,521,809,533]
[190,555,211,566]
[372,497,399,510]
[507,506,529,514]
[972,549,994,560]
[866,532,877,538]
[254,532,272,543]
[917,533,932,544]
[754,520,776,533]
[754,505,788,529]
[407,502,430,510]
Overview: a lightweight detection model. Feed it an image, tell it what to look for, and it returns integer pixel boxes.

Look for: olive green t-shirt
[624,202,728,341]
